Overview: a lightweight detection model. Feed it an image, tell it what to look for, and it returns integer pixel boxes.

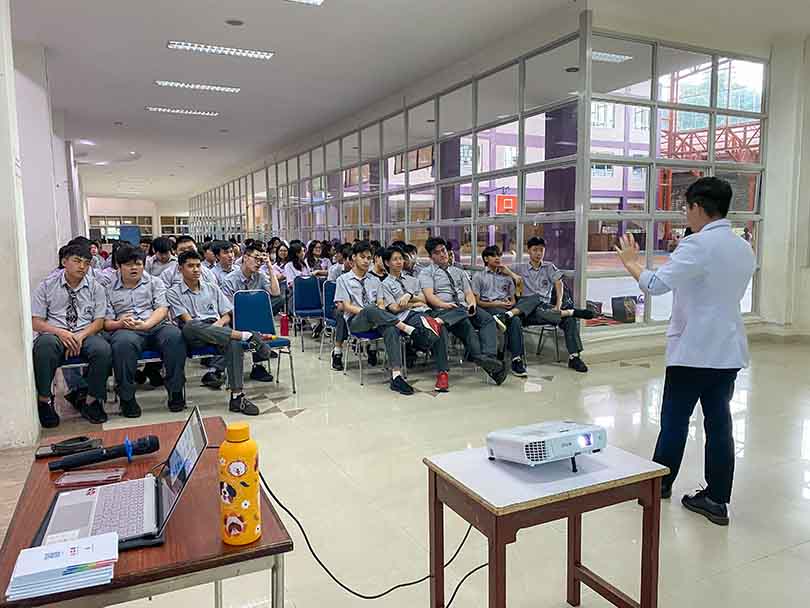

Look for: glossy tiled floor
[3,338,810,608]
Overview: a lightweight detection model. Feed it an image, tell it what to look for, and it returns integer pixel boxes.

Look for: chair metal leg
[554,328,561,363]
[300,323,305,353]
[287,350,297,394]
[538,327,547,358]
[359,341,365,386]
[276,349,282,382]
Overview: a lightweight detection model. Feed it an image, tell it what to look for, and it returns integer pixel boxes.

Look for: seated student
[201,242,217,269]
[166,250,273,416]
[139,237,152,256]
[89,241,104,270]
[304,241,329,278]
[404,243,425,277]
[104,245,187,417]
[498,237,594,373]
[381,246,449,392]
[211,240,238,285]
[160,235,217,288]
[220,242,282,381]
[31,242,112,427]
[320,241,334,271]
[334,241,438,395]
[369,249,388,281]
[327,243,353,282]
[328,244,354,372]
[420,237,506,384]
[145,236,176,277]
[283,242,311,288]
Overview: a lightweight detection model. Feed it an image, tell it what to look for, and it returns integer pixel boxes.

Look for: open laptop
[38,407,208,549]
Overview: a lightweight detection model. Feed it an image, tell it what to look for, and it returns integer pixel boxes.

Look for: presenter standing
[614,177,755,525]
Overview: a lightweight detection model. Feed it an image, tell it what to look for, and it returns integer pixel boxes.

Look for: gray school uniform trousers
[346,305,404,368]
[181,320,246,390]
[33,334,111,402]
[515,295,583,354]
[430,305,497,360]
[108,325,186,400]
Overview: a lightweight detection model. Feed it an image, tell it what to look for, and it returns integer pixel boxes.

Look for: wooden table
[425,446,668,608]
[0,417,293,608]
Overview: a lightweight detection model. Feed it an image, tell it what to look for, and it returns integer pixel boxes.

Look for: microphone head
[132,435,160,454]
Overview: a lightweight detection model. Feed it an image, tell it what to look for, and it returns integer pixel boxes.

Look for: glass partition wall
[190,13,766,328]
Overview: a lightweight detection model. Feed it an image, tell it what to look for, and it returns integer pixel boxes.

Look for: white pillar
[51,109,73,245]
[0,0,39,448]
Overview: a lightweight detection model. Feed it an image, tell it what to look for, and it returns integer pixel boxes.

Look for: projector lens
[577,434,592,448]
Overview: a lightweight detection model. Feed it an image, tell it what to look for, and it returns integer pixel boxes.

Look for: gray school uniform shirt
[381,274,430,322]
[220,268,271,302]
[418,263,471,305]
[31,270,107,332]
[334,271,382,322]
[159,261,217,289]
[105,272,169,323]
[471,269,516,302]
[211,263,236,286]
[145,255,177,277]
[166,280,233,322]
[515,261,563,303]
[327,263,349,283]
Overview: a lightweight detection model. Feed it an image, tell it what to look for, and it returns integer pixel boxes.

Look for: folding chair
[536,324,563,363]
[320,280,338,360]
[292,276,323,352]
[233,289,296,393]
[344,329,384,387]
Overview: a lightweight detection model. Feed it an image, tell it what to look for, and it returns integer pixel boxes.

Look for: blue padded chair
[320,280,338,360]
[292,276,323,352]
[233,289,296,393]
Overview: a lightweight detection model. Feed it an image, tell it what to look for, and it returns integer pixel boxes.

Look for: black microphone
[48,435,160,471]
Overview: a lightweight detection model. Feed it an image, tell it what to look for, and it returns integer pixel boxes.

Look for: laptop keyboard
[90,478,147,538]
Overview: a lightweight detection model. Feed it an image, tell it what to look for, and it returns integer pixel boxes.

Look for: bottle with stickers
[218,422,262,545]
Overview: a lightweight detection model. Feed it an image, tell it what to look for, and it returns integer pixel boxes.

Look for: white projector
[486,421,607,469]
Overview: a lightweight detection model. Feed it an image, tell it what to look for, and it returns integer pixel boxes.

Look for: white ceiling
[10,0,573,201]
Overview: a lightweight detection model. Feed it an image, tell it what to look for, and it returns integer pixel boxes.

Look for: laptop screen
[156,407,208,531]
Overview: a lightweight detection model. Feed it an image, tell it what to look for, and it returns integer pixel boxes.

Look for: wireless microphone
[48,435,160,471]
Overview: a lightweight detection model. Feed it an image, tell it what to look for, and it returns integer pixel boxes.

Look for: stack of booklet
[5,533,118,601]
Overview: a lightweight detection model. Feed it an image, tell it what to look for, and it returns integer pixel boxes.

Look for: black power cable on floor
[258,471,487,603]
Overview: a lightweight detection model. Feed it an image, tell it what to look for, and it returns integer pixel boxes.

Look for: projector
[486,421,607,469]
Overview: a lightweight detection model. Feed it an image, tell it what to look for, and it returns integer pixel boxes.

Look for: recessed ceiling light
[114,121,124,126]
[426,118,436,123]
[225,19,245,26]
[442,131,455,136]
[285,0,325,5]
[155,80,241,94]
[200,146,209,150]
[592,51,632,64]
[565,66,579,73]
[167,40,274,61]
[129,151,137,155]
[94,161,109,166]
[77,139,96,146]
[145,105,219,117]
[219,128,230,133]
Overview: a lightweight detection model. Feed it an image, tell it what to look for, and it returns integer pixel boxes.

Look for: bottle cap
[225,422,250,443]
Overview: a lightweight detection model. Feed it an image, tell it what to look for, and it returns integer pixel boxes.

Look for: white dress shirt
[638,219,755,369]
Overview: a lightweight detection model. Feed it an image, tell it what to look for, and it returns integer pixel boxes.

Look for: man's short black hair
[404,243,418,256]
[115,244,146,266]
[527,237,546,249]
[425,237,447,255]
[61,243,92,262]
[202,241,212,252]
[140,237,152,245]
[685,176,732,219]
[352,240,372,257]
[68,236,91,246]
[481,245,501,262]
[175,235,196,248]
[381,246,405,269]
[337,243,353,259]
[391,240,407,249]
[369,240,382,254]
[152,236,173,254]
[178,250,202,266]
[212,240,232,256]
[244,242,264,256]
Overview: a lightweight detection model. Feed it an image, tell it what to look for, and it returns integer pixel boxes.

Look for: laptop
[38,407,208,549]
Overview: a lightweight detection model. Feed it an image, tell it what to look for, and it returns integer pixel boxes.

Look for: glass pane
[440,84,473,137]
[717,58,764,113]
[656,167,706,210]
[524,39,579,109]
[342,132,360,166]
[477,120,518,173]
[409,187,434,223]
[326,171,340,201]
[364,196,381,225]
[386,193,406,223]
[383,112,405,155]
[342,199,360,225]
[277,162,287,186]
[525,103,578,164]
[478,64,518,125]
[587,219,647,272]
[289,182,300,205]
[408,100,435,147]
[299,153,310,178]
[657,109,709,160]
[254,170,267,206]
[592,36,652,99]
[287,208,299,232]
[439,224,474,266]
[476,222,517,264]
[137,216,151,225]
[385,155,405,191]
[526,165,576,213]
[311,176,326,203]
[521,221,576,269]
[326,203,340,226]
[438,134,473,179]
[326,140,340,172]
[657,47,712,106]
[409,227,432,263]
[590,164,647,212]
[715,116,762,163]
[299,179,311,204]
[652,219,688,268]
[122,216,136,224]
[715,171,760,212]
[478,174,518,218]
[311,147,324,176]
[267,164,277,189]
[591,103,650,157]
[343,167,361,198]
[587,277,644,324]
[385,227,406,244]
[361,123,380,160]
[731,219,758,256]
[408,146,434,186]
[288,158,298,183]
[439,182,473,220]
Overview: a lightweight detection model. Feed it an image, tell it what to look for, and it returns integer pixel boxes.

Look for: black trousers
[653,366,739,503]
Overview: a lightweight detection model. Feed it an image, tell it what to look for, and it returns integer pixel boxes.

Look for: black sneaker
[311,321,323,339]
[367,349,378,367]
[492,313,507,333]
[568,356,588,373]
[475,355,504,376]
[487,365,508,386]
[145,364,164,387]
[331,352,344,371]
[81,400,108,424]
[247,333,272,360]
[37,399,60,429]
[390,375,415,395]
[682,489,729,526]
[511,358,528,377]
[64,389,88,412]
[410,327,438,351]
[120,398,142,418]
[249,364,274,382]
[572,309,596,320]
[662,484,672,499]
[201,370,225,389]
[229,393,260,416]
[168,392,186,413]
[134,369,147,384]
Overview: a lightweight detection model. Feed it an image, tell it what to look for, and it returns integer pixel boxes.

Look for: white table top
[424,446,668,515]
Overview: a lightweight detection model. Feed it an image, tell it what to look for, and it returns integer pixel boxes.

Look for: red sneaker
[422,315,442,337]
[435,371,449,393]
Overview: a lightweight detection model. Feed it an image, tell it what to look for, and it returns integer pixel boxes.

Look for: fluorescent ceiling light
[77,139,96,146]
[592,51,632,64]
[442,131,455,136]
[167,40,274,61]
[155,80,241,94]
[145,105,219,117]
[285,0,325,5]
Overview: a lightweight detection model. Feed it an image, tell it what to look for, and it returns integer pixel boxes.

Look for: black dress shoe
[568,356,588,373]
[120,398,142,418]
[390,375,414,395]
[81,400,108,424]
[249,364,274,382]
[331,352,344,371]
[682,489,729,526]
[134,369,148,384]
[487,366,508,386]
[661,484,672,499]
[475,355,503,376]
[367,349,378,367]
[167,392,186,413]
[229,393,260,416]
[201,371,225,389]
[38,399,60,428]
[64,389,87,412]
[145,366,164,388]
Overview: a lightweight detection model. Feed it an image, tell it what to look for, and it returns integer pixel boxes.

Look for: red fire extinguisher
[279,313,289,337]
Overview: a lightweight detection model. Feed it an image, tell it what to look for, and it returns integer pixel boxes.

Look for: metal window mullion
[574,9,593,308]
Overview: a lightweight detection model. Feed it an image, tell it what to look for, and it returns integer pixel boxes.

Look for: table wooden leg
[567,513,582,606]
[488,537,506,608]
[640,477,662,608]
[429,471,445,608]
